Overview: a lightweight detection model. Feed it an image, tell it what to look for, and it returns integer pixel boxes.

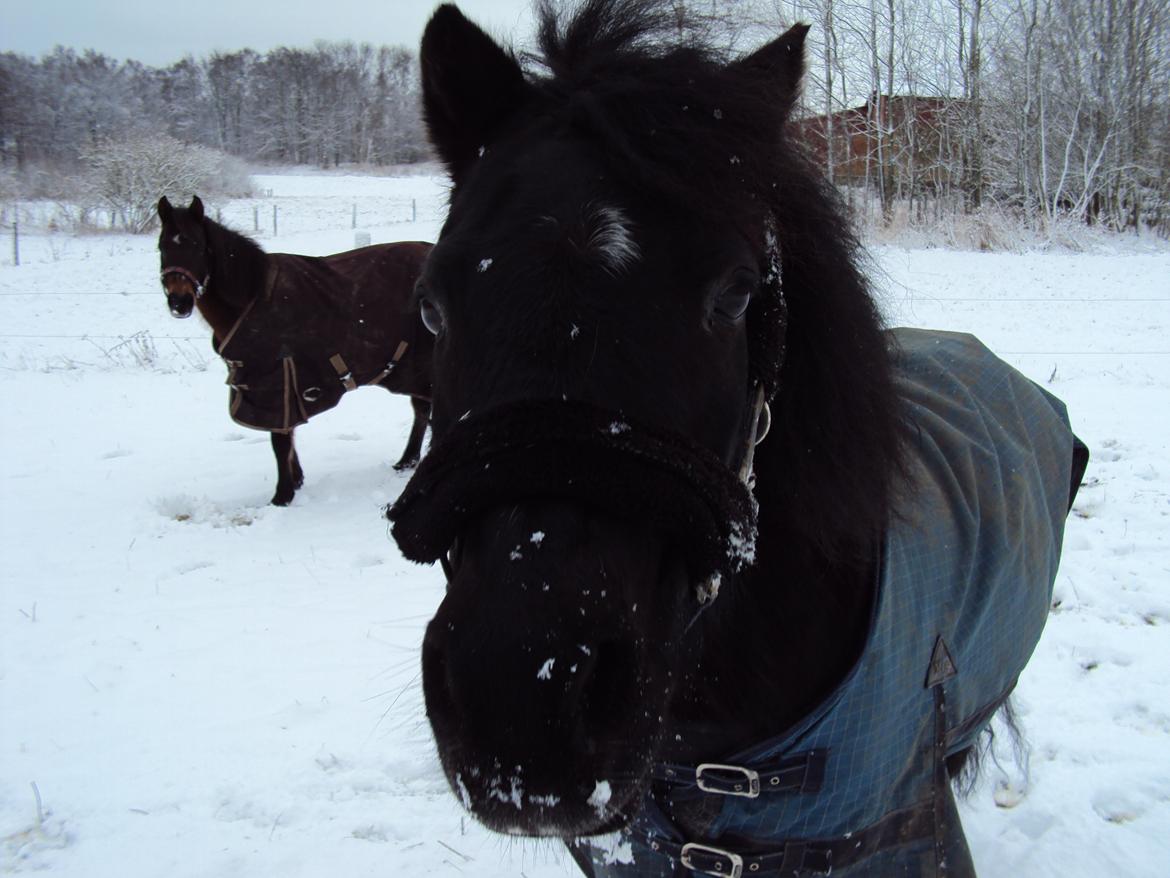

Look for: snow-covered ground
[1,173,1168,876]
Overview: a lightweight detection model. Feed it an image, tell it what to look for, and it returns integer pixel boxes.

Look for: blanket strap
[330,354,358,391]
[368,340,412,385]
[214,296,259,358]
[653,749,826,797]
[927,635,958,875]
[331,341,410,391]
[608,801,934,877]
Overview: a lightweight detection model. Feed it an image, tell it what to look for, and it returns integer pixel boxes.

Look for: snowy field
[1,172,1168,876]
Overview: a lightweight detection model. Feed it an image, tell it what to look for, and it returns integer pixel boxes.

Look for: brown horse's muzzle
[161,268,205,318]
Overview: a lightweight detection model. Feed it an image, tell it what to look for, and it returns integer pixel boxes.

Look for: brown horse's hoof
[271,490,295,506]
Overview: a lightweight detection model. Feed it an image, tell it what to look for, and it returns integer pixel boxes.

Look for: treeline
[0,40,429,176]
[3,0,1168,240]
[679,0,1170,237]
[776,0,1170,236]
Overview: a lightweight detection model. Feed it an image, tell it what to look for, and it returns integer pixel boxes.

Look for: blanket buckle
[696,763,760,798]
[681,842,744,878]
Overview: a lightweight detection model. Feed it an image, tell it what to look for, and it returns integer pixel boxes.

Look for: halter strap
[160,266,209,298]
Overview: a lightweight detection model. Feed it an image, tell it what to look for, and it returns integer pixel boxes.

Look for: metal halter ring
[754,401,772,446]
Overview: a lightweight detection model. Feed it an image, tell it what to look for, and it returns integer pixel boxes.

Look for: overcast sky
[1,0,536,66]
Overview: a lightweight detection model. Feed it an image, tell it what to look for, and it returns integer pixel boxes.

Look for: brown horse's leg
[270,430,303,505]
[393,396,431,471]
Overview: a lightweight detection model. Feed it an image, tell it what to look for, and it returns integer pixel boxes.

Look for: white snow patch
[454,773,473,811]
[608,421,630,436]
[587,780,612,816]
[2,170,1168,878]
[477,258,493,273]
[530,531,545,546]
[590,831,637,866]
[488,774,524,811]
[726,520,757,569]
[537,658,555,681]
[696,572,722,604]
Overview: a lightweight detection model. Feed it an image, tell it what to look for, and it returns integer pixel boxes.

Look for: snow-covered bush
[79,134,253,233]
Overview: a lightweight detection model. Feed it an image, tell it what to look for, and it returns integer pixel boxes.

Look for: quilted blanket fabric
[215,241,431,432]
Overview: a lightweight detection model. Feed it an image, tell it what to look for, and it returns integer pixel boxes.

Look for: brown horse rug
[215,241,432,432]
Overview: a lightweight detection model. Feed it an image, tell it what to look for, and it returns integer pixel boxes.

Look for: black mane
[202,217,268,307]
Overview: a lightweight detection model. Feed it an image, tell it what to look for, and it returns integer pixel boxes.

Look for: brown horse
[158,195,433,505]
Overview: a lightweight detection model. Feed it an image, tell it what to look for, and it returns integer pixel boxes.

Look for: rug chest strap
[368,339,411,385]
[331,340,410,391]
[330,353,358,391]
[654,749,826,797]
[632,801,934,877]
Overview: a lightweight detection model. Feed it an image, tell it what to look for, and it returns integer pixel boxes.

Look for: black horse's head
[157,195,210,318]
[391,0,815,838]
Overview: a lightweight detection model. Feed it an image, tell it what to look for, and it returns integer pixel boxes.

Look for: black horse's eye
[713,281,754,322]
[419,296,445,335]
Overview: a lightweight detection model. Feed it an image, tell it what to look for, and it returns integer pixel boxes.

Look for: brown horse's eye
[419,296,445,335]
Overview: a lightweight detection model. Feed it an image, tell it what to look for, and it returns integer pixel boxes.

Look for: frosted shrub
[79,134,254,233]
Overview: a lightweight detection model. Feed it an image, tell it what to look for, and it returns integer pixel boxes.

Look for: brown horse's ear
[189,195,204,220]
[420,3,529,183]
[732,23,809,117]
[158,196,173,223]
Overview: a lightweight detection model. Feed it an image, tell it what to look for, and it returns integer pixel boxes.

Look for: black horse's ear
[189,195,204,220]
[158,196,173,223]
[420,3,528,182]
[732,23,809,116]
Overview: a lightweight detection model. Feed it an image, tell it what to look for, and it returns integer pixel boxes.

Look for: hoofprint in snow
[2,172,1168,877]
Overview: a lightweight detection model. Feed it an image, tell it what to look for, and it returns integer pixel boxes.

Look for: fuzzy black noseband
[387,399,758,583]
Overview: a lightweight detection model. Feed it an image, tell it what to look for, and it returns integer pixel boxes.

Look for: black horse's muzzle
[386,399,759,587]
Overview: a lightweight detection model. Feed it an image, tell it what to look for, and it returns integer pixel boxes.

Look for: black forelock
[528,0,781,225]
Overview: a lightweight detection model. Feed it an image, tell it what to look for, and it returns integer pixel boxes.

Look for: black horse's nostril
[576,639,638,740]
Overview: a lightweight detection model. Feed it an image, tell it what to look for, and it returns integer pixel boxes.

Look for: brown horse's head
[157,195,210,318]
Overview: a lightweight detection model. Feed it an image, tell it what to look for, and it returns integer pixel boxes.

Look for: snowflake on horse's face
[388,2,1086,876]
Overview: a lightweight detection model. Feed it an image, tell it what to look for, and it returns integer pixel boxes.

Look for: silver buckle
[695,763,760,798]
[680,842,744,878]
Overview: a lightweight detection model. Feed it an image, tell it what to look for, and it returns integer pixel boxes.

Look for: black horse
[388,2,1088,875]
[158,195,433,505]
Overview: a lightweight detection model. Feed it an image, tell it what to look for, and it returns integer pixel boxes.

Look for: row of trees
[0,40,429,180]
[771,0,1170,234]
[3,1,1168,236]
